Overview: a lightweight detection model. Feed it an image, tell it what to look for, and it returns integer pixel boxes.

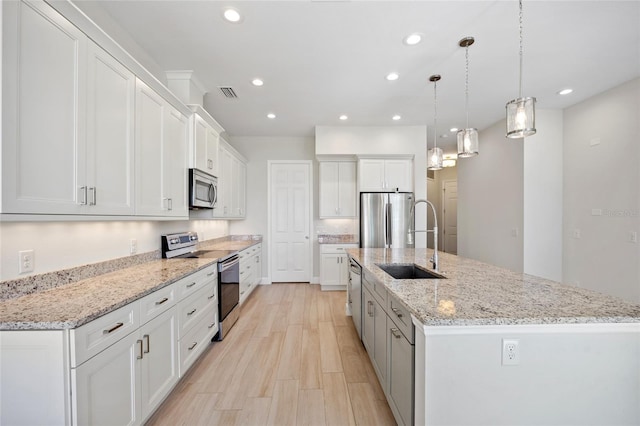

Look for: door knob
[305,236,309,239]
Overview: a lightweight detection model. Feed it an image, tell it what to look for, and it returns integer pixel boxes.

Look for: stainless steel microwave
[189,168,217,209]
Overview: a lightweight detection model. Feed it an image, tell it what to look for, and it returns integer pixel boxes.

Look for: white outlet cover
[502,338,520,366]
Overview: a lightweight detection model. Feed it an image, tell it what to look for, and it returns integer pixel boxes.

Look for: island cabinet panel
[388,318,414,426]
[362,286,387,384]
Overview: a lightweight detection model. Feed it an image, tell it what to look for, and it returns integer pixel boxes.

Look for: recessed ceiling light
[267,113,276,119]
[392,115,401,121]
[223,8,242,23]
[558,88,573,95]
[386,72,399,81]
[339,115,348,121]
[252,78,264,86]
[450,127,459,132]
[403,33,422,46]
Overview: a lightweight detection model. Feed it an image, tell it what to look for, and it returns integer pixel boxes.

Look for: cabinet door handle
[79,186,88,205]
[137,339,144,359]
[208,293,215,300]
[143,334,150,353]
[207,272,215,277]
[391,328,402,339]
[103,322,124,334]
[169,198,173,211]
[208,322,216,329]
[187,282,196,288]
[391,307,404,318]
[187,308,197,316]
[155,297,169,305]
[188,342,197,351]
[89,187,96,206]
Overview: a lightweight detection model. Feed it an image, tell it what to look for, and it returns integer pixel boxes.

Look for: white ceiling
[75,1,640,153]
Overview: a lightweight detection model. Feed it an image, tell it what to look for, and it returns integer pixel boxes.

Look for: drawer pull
[208,294,215,300]
[391,307,404,318]
[188,342,198,351]
[137,339,144,359]
[187,308,197,316]
[336,247,344,250]
[143,334,150,353]
[391,328,402,339]
[103,322,124,334]
[208,323,216,329]
[187,282,197,288]
[155,297,169,305]
[207,272,215,277]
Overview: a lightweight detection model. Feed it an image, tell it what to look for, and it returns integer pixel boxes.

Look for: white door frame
[267,160,314,283]
[441,179,457,253]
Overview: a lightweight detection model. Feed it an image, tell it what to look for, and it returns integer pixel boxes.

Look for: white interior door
[442,180,458,254]
[270,162,311,282]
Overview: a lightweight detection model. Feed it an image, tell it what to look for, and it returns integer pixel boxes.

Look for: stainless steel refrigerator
[360,192,415,248]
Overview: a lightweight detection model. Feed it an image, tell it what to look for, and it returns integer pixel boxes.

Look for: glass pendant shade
[457,128,479,157]
[506,97,536,138]
[427,147,443,170]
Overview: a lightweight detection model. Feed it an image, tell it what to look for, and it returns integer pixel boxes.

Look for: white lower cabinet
[239,243,262,304]
[320,244,358,290]
[361,270,414,426]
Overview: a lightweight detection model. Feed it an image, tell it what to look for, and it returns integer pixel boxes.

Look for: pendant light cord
[465,44,470,128]
[519,0,523,99]
[433,79,438,149]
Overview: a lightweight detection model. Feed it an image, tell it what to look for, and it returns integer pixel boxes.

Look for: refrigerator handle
[386,203,392,246]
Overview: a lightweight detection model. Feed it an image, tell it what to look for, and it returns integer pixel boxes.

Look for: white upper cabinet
[319,161,356,218]
[86,41,135,215]
[189,105,222,178]
[359,158,413,192]
[213,139,246,219]
[1,0,88,214]
[135,79,188,218]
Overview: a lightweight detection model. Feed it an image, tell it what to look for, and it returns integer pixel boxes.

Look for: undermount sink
[376,263,446,280]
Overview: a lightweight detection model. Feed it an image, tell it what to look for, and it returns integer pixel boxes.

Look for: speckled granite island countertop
[0,236,262,331]
[347,248,640,326]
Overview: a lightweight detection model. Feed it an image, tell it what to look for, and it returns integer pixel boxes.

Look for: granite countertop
[318,234,359,244]
[0,236,262,331]
[347,248,640,327]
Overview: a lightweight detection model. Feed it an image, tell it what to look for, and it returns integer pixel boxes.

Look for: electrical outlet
[573,229,581,239]
[130,239,138,255]
[511,228,519,238]
[502,338,520,366]
[19,250,35,274]
[629,231,638,244]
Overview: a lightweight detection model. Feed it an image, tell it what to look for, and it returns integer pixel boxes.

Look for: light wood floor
[146,283,396,426]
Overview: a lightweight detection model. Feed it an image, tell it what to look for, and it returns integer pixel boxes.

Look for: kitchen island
[348,248,640,426]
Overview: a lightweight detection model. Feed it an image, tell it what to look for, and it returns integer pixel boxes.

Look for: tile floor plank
[297,389,327,426]
[266,379,299,426]
[319,321,343,373]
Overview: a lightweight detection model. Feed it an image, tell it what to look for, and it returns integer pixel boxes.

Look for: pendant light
[457,37,479,157]
[506,0,536,138]
[427,75,443,170]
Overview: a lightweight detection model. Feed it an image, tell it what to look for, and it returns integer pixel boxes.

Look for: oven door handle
[219,257,240,271]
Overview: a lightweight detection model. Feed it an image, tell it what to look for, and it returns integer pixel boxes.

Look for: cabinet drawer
[320,244,358,254]
[388,297,414,344]
[178,311,215,377]
[175,264,217,301]
[139,283,176,325]
[70,302,140,367]
[363,270,387,307]
[177,282,215,338]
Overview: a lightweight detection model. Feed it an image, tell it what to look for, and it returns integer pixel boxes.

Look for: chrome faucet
[408,199,439,271]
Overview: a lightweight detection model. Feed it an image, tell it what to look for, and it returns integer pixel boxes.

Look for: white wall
[0,220,228,280]
[428,166,457,252]
[315,125,428,248]
[563,78,640,303]
[227,136,316,282]
[457,119,524,272]
[523,110,564,282]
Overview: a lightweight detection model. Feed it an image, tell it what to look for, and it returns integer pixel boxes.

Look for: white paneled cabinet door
[384,159,413,192]
[321,254,341,286]
[193,115,209,173]
[338,162,357,216]
[86,41,135,215]
[139,309,178,420]
[358,159,385,192]
[206,128,219,176]
[219,147,233,217]
[135,79,164,216]
[236,160,247,217]
[270,162,311,282]
[163,107,189,217]
[73,331,141,426]
[2,0,87,214]
[319,162,339,218]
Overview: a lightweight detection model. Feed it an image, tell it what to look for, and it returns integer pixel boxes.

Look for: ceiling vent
[218,86,238,99]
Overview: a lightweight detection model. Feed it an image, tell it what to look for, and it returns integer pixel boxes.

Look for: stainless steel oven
[216,254,240,340]
[189,168,217,209]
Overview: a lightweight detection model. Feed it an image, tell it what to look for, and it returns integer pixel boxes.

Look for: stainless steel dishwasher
[348,257,363,339]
